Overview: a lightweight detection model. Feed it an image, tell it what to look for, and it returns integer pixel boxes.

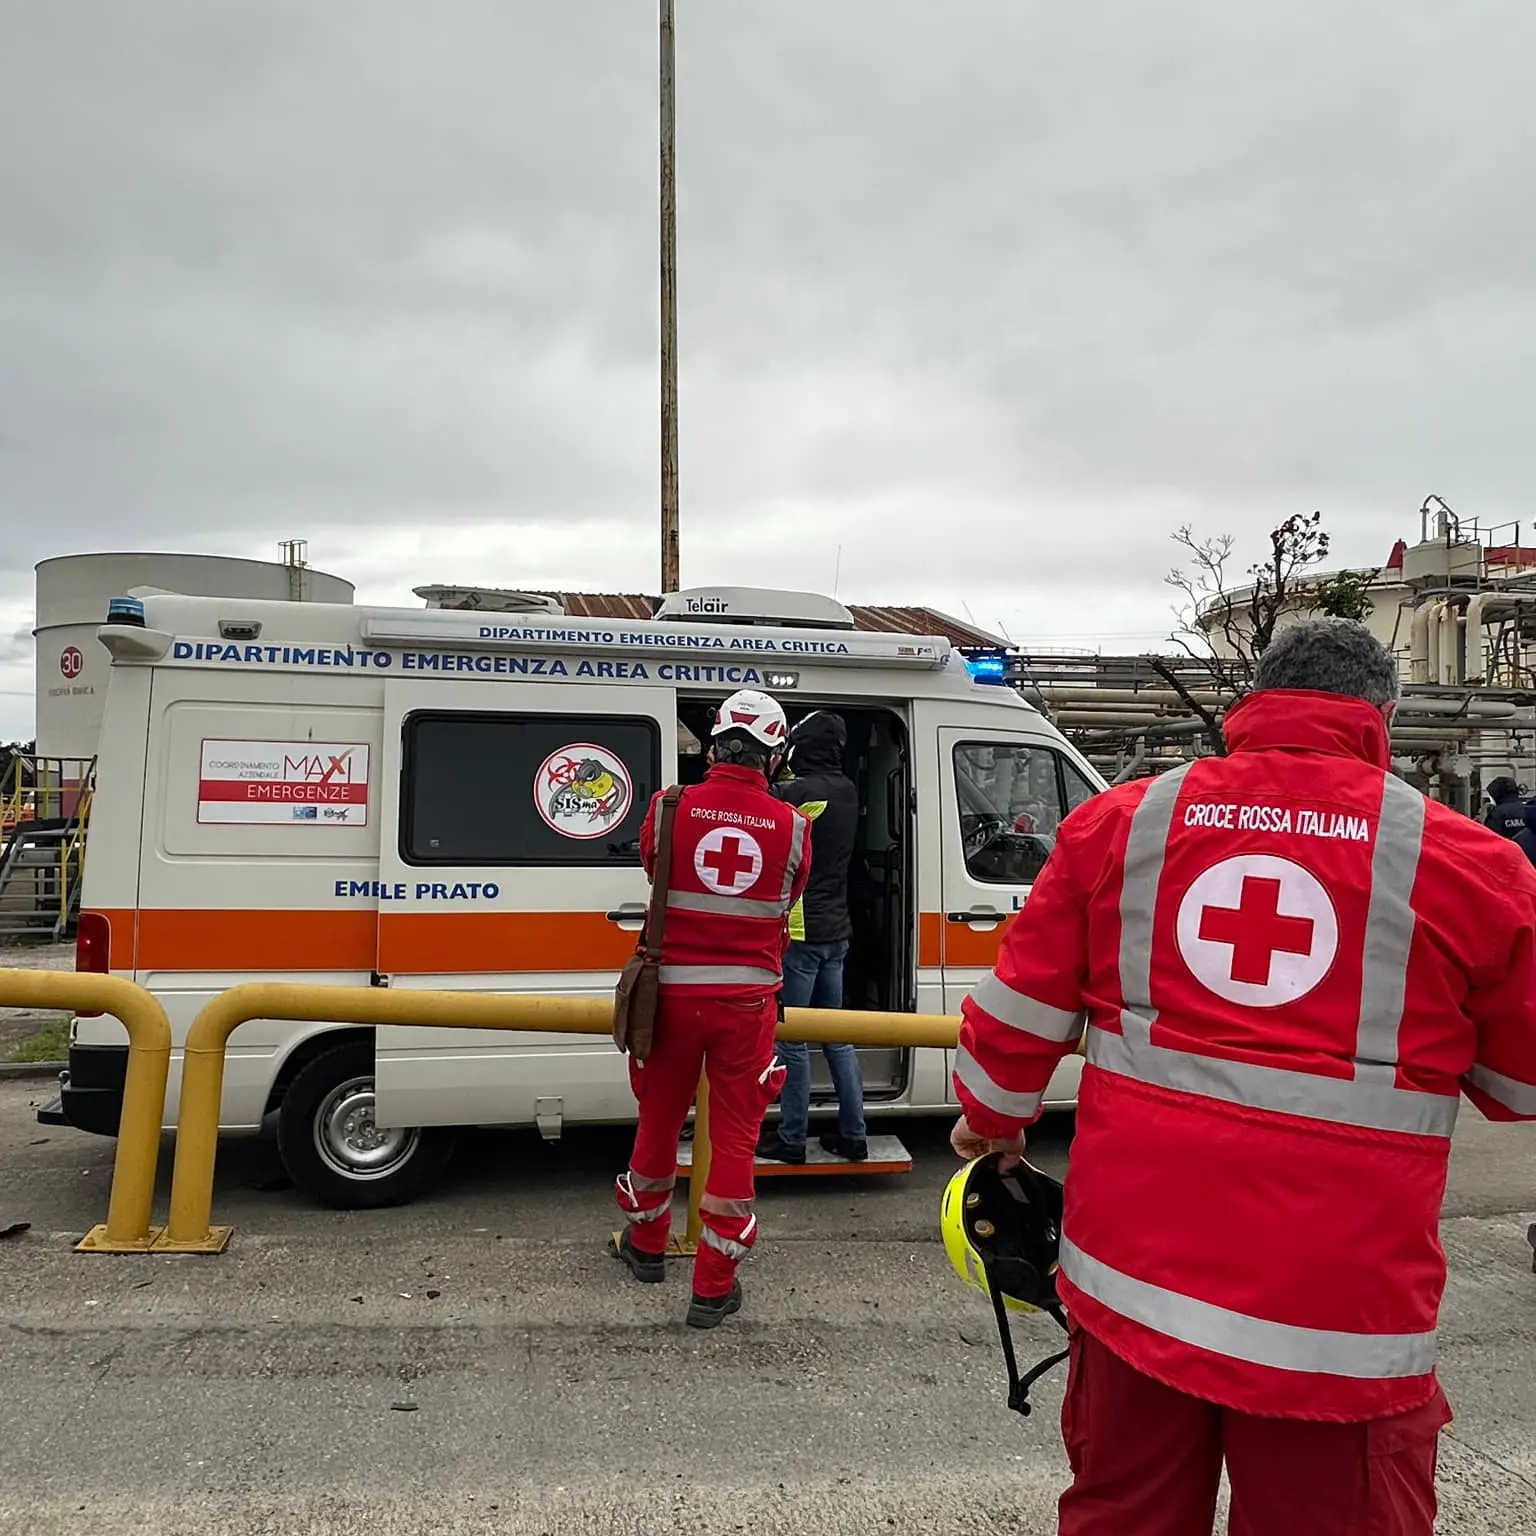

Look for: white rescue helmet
[711,689,788,750]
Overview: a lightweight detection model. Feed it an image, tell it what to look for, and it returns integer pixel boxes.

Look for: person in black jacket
[757,711,868,1164]
[1483,777,1529,838]
[1514,800,1536,870]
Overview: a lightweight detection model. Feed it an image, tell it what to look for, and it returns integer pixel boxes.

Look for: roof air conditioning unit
[653,587,855,630]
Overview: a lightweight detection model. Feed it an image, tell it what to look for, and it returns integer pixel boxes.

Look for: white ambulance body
[45,585,1104,1206]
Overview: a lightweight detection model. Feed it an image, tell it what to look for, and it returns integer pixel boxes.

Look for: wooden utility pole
[659,0,680,594]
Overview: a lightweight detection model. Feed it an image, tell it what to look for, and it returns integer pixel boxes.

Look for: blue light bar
[962,650,1010,685]
[106,595,146,628]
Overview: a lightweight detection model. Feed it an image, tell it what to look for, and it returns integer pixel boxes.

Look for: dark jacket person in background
[757,711,868,1163]
[1514,800,1536,870]
[1483,776,1528,838]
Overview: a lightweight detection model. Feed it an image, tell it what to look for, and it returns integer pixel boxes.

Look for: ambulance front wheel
[276,1042,458,1209]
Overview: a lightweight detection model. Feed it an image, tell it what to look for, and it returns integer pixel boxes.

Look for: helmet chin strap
[985,1262,1072,1418]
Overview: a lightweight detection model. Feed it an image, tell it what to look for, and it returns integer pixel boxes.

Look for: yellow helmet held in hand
[942,1152,1063,1312]
[941,1152,1069,1417]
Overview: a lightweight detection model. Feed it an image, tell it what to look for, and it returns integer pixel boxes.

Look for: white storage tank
[34,551,354,768]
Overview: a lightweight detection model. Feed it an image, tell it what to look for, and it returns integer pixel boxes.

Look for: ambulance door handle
[607,904,647,930]
[947,907,1006,929]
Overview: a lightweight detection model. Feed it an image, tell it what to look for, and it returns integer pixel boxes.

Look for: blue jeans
[776,939,867,1148]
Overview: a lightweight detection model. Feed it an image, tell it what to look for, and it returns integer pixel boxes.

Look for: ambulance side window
[952,742,1088,886]
[402,711,658,866]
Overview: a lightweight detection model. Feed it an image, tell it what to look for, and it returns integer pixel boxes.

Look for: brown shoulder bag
[612,786,681,1062]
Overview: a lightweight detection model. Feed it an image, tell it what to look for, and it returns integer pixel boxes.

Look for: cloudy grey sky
[3,0,1534,739]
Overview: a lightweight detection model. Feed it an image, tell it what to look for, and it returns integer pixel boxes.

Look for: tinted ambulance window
[953,742,1093,885]
[403,712,658,865]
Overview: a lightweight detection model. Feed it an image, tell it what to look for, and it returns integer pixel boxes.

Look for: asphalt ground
[2,1078,1535,1535]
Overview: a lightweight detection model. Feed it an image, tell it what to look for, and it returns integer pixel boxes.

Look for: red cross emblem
[1197,877,1316,986]
[702,835,756,887]
[1175,855,1338,1007]
[694,826,764,895]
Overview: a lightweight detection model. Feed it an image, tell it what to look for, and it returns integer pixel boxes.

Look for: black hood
[1489,777,1523,805]
[788,710,847,773]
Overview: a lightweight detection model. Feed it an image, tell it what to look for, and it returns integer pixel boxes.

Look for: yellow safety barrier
[678,1007,961,1255]
[672,1068,711,1257]
[0,968,173,1253]
[161,982,962,1254]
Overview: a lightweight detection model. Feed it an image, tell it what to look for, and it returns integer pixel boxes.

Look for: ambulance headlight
[764,671,800,690]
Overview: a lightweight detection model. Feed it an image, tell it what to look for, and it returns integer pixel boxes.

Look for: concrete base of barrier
[676,1134,912,1178]
[151,1226,233,1255]
[75,1225,165,1254]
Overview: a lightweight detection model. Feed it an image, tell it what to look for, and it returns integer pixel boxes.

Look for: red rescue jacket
[955,689,1536,1422]
[640,763,811,998]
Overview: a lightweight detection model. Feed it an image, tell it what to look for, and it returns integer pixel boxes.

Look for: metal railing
[0,757,97,939]
[56,779,94,934]
[1,755,97,830]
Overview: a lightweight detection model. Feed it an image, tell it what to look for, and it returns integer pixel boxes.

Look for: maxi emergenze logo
[197,740,370,826]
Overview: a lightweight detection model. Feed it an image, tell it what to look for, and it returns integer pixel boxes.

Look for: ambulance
[39,585,1104,1207]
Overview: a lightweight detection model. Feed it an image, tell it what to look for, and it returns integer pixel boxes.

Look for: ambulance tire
[276,1042,458,1209]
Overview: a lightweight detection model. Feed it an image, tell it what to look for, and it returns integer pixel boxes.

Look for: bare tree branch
[1149,657,1227,756]
[1160,511,1335,746]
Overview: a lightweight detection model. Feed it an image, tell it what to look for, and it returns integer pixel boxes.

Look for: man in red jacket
[612,689,810,1328]
[952,618,1536,1535]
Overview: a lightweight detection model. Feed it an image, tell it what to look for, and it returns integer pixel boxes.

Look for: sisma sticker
[534,744,633,839]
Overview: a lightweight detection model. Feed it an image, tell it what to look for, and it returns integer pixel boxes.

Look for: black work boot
[686,1278,743,1330]
[610,1227,666,1284]
[819,1132,869,1162]
[755,1131,806,1164]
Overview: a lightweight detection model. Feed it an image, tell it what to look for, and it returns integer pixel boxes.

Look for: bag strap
[642,787,682,956]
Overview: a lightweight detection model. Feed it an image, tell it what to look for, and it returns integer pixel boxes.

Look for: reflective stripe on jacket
[953,688,1536,1422]
[639,763,811,998]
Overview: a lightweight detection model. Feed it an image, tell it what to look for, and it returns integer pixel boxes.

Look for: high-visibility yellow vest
[787,800,827,942]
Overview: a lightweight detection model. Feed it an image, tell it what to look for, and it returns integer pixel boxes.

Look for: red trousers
[616,993,783,1298]
[1059,1326,1450,1536]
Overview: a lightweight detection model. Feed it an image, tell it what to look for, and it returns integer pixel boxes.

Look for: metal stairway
[0,756,95,942]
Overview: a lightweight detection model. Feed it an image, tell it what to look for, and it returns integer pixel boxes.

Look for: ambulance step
[675,1134,912,1178]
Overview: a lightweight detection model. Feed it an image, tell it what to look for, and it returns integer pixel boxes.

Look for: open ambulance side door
[923,713,1098,1108]
[371,677,678,1130]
